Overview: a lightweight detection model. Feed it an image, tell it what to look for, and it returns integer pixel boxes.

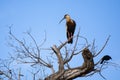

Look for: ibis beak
[59,17,65,24]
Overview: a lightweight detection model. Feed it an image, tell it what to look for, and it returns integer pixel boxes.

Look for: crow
[100,55,112,64]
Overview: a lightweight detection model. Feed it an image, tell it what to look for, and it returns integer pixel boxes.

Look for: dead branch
[45,48,94,80]
[0,59,13,80]
[51,45,64,72]
[94,35,111,57]
[26,32,40,59]
[8,27,54,74]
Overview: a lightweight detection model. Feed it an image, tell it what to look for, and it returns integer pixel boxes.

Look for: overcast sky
[0,0,120,80]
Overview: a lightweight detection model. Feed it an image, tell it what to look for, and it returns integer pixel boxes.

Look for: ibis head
[59,14,71,24]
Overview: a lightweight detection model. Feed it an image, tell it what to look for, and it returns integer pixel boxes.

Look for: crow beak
[59,17,65,24]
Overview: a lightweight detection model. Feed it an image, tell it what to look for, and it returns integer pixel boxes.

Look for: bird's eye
[64,14,69,18]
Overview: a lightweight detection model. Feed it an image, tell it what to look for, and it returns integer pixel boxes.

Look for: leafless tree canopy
[0,27,116,80]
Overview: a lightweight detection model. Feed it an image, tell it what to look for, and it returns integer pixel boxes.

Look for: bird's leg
[71,33,73,38]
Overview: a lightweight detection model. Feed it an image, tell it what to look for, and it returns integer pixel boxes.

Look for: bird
[59,14,76,44]
[100,55,112,64]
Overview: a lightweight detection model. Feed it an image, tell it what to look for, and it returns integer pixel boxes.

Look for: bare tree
[0,58,17,80]
[0,27,116,80]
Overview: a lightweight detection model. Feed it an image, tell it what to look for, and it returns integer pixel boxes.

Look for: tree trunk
[45,48,94,80]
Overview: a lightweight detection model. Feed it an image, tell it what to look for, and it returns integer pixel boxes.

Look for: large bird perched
[59,14,76,44]
[100,55,112,64]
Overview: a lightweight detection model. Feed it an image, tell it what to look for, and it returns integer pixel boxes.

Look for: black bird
[59,14,76,44]
[100,55,112,64]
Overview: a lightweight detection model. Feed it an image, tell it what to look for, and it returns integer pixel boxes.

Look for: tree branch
[94,35,111,57]
[51,45,64,72]
[8,27,54,73]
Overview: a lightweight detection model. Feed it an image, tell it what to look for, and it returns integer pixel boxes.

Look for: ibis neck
[66,18,72,22]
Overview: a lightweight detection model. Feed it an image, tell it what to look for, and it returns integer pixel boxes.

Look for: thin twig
[94,35,111,57]
[9,27,53,69]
